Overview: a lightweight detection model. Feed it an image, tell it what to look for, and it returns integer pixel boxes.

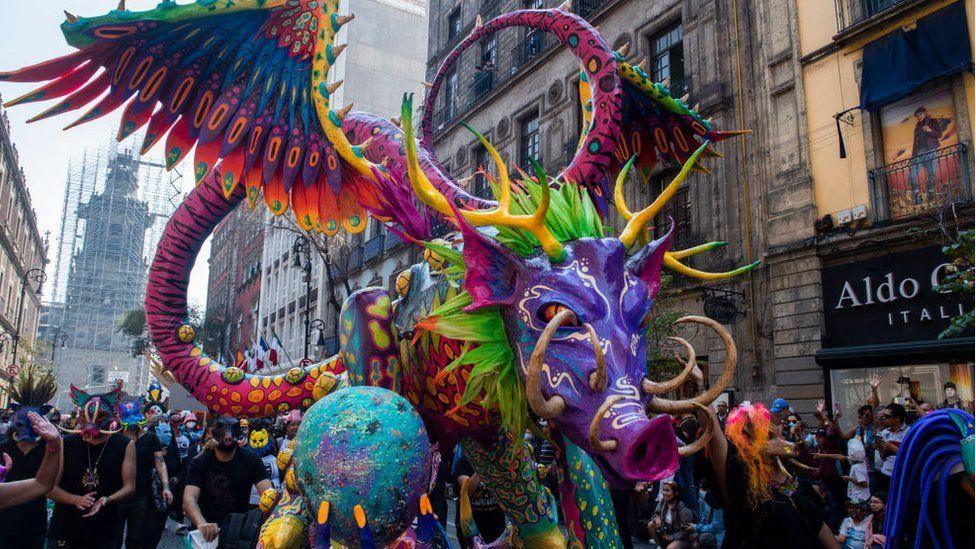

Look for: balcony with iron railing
[363,234,386,263]
[432,0,614,134]
[834,0,914,33]
[868,143,973,223]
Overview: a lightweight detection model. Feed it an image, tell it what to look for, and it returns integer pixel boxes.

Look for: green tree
[117,306,224,358]
[644,274,689,380]
[936,229,974,338]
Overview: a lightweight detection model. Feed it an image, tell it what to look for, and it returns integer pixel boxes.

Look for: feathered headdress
[5,367,57,442]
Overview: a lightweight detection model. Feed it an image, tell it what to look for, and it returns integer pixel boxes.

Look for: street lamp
[11,267,46,367]
[309,318,327,358]
[292,236,315,360]
[50,328,68,367]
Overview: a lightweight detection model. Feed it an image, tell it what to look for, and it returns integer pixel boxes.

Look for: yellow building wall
[799,0,975,219]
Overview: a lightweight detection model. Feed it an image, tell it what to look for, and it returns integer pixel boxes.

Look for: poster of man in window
[879,87,962,216]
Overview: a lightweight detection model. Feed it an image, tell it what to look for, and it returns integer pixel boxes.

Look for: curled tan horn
[642,336,696,395]
[526,308,573,418]
[677,403,714,457]
[584,323,607,392]
[646,315,737,414]
[589,394,625,452]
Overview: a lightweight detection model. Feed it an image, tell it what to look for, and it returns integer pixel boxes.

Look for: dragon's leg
[459,434,565,548]
[258,485,311,549]
[555,439,622,548]
[338,287,401,391]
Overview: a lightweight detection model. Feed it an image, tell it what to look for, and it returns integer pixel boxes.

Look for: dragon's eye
[538,302,581,327]
[640,309,654,329]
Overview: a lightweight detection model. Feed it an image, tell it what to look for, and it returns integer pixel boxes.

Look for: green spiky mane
[419,176,605,435]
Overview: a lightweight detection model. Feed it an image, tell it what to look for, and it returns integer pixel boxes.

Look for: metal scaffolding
[48,132,182,395]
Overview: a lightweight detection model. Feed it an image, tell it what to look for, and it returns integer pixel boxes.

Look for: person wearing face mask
[182,417,272,545]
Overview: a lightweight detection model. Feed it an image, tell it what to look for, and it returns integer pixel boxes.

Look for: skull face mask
[63,381,123,442]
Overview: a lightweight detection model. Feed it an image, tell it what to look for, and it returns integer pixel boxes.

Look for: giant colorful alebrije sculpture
[1,1,759,546]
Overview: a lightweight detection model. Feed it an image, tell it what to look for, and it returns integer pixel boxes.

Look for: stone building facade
[256,0,429,366]
[206,202,265,361]
[423,0,975,419]
[0,98,47,405]
[424,0,827,413]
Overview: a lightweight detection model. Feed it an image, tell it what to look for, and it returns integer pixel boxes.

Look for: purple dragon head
[405,113,740,488]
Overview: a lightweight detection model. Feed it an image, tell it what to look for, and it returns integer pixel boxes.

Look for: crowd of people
[0,370,971,548]
[445,373,972,549]
[0,380,303,549]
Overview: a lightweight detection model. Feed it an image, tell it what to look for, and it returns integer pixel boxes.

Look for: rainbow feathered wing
[0,0,370,235]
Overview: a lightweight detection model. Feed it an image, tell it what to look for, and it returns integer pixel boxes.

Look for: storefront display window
[830,363,974,431]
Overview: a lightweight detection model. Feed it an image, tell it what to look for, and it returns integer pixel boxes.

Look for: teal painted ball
[293,386,431,547]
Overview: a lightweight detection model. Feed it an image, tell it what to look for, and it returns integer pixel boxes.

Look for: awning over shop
[859,1,973,111]
[816,337,975,368]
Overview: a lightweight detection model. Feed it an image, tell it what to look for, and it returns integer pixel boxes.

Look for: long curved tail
[146,168,341,417]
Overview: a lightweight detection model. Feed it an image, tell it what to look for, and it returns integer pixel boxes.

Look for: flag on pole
[259,336,273,367]
[267,334,283,367]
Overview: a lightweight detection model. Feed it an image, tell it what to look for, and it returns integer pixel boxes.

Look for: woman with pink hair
[696,402,840,548]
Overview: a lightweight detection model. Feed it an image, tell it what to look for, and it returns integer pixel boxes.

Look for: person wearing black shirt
[117,423,172,548]
[694,404,839,549]
[0,412,63,549]
[47,432,135,548]
[183,417,272,545]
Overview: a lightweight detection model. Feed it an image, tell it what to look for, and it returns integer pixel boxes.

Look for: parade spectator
[813,400,848,530]
[684,482,724,548]
[451,447,506,546]
[118,416,171,548]
[867,493,886,549]
[0,412,62,521]
[47,419,135,547]
[769,397,791,435]
[276,410,302,451]
[714,400,729,430]
[183,417,272,544]
[694,403,839,548]
[876,403,907,494]
[647,480,694,548]
[836,500,871,549]
[842,438,870,504]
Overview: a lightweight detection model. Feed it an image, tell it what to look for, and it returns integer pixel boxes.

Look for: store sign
[822,246,970,347]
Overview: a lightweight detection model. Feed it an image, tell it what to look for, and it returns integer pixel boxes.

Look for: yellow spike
[422,81,433,89]
[619,142,708,248]
[613,155,637,221]
[336,103,354,119]
[475,15,484,28]
[326,79,343,94]
[616,43,630,57]
[64,10,79,23]
[317,501,330,524]
[390,116,401,127]
[664,253,760,281]
[693,102,701,112]
[661,77,670,88]
[680,94,690,103]
[336,13,356,26]
[332,44,347,58]
[636,58,647,70]
[357,136,374,150]
[117,0,126,10]
[557,0,572,11]
[353,505,367,528]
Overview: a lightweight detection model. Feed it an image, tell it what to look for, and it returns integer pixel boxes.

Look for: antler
[400,94,565,260]
[614,148,760,279]
[617,142,708,248]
